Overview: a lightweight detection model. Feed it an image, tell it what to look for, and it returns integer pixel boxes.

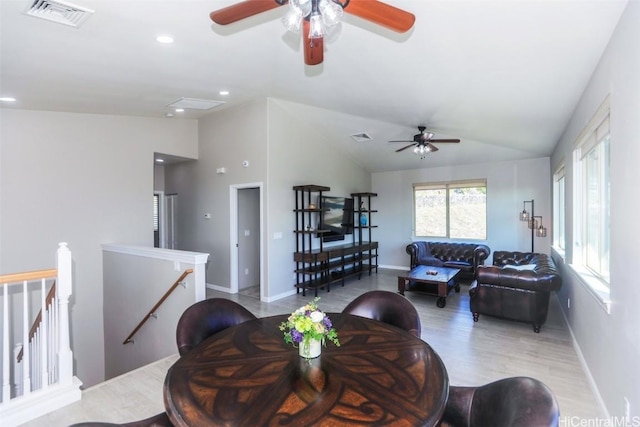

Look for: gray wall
[373,157,551,268]
[0,109,198,387]
[550,1,640,418]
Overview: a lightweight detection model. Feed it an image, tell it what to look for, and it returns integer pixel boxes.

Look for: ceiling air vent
[351,133,373,143]
[25,0,94,28]
[167,98,226,111]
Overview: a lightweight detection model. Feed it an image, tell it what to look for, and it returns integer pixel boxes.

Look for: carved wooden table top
[163,313,449,427]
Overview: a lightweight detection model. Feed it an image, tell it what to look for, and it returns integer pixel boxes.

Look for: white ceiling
[0,0,628,172]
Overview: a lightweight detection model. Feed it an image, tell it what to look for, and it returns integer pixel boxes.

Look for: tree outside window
[414,181,487,240]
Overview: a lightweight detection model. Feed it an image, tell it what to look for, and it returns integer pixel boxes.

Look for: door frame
[154,190,166,248]
[229,182,264,299]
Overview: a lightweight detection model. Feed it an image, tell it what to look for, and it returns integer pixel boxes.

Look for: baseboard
[379,264,410,271]
[555,294,609,418]
[206,283,232,293]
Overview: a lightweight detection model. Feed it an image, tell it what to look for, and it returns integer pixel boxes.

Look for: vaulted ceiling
[0,0,628,171]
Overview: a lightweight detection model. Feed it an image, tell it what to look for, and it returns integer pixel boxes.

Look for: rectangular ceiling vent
[351,133,373,143]
[25,0,94,28]
[167,98,226,111]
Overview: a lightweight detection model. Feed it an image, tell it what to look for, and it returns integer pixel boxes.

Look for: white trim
[556,295,609,419]
[229,182,265,299]
[101,244,209,264]
[0,376,82,426]
[567,263,611,314]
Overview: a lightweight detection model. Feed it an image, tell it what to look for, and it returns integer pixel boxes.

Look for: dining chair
[176,298,257,356]
[68,411,173,426]
[342,290,422,337]
[440,376,560,427]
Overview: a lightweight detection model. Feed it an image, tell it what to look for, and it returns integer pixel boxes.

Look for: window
[553,165,566,251]
[413,180,487,240]
[573,100,610,286]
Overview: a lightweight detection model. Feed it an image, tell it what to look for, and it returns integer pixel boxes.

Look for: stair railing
[123,268,193,345]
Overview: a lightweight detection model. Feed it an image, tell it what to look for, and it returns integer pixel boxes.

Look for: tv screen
[319,196,353,242]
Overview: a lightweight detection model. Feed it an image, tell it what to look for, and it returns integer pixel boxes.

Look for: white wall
[167,98,371,300]
[373,157,551,269]
[265,99,371,299]
[550,1,640,418]
[0,109,198,387]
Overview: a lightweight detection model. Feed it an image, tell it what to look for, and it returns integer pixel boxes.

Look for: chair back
[342,290,421,337]
[176,298,256,356]
[443,377,560,427]
[69,412,173,426]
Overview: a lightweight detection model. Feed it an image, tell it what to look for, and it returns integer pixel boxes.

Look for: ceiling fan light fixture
[319,0,343,27]
[308,10,324,38]
[282,9,302,33]
[289,0,312,17]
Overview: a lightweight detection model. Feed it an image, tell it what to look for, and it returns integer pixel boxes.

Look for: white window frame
[552,164,566,255]
[413,179,487,240]
[570,96,611,312]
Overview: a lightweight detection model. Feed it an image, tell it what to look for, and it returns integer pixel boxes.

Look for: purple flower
[323,317,332,329]
[291,329,303,343]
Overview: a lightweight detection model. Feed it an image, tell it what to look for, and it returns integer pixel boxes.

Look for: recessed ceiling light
[0,97,16,102]
[219,90,229,96]
[156,158,165,163]
[165,112,174,118]
[175,108,184,113]
[156,35,174,44]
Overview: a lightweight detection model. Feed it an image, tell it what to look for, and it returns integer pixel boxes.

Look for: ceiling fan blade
[427,143,439,152]
[303,20,324,65]
[396,143,416,153]
[429,139,461,143]
[345,0,415,33]
[210,0,284,25]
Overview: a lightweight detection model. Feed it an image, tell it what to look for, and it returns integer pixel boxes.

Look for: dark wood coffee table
[398,265,461,308]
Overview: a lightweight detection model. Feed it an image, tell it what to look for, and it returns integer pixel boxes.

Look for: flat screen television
[318,196,354,242]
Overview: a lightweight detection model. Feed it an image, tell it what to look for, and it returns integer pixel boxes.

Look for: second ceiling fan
[390,126,461,159]
[209,0,415,65]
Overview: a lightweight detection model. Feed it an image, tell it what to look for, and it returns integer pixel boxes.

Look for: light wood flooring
[23,269,602,426]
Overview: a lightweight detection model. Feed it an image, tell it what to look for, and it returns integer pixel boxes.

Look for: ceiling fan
[209,0,415,65]
[390,126,461,158]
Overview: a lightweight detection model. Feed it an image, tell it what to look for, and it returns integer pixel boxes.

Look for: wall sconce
[519,200,546,252]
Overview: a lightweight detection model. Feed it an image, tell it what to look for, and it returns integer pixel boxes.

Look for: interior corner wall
[265,98,370,299]
[171,99,269,291]
[550,1,640,418]
[372,157,551,269]
[0,109,198,388]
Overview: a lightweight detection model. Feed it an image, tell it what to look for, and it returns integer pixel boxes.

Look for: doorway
[230,183,263,299]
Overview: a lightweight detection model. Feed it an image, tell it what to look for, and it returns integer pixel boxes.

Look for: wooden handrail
[0,268,57,286]
[17,282,57,363]
[123,269,193,345]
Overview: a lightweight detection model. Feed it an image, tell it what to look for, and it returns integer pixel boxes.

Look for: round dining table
[163,313,449,427]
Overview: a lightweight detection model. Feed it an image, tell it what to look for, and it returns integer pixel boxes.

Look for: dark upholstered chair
[342,290,422,337]
[69,412,173,426]
[176,298,257,356]
[440,377,560,427]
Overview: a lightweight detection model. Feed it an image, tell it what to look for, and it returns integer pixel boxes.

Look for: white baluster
[56,242,73,385]
[22,280,31,395]
[13,343,22,397]
[41,278,49,389]
[2,284,9,402]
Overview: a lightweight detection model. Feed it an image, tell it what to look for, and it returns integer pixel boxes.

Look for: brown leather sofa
[406,241,491,279]
[469,251,562,333]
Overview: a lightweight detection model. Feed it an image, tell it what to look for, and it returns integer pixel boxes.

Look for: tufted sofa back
[406,241,490,277]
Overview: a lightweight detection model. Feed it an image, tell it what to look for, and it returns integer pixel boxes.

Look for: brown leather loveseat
[406,241,491,280]
[469,251,562,333]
